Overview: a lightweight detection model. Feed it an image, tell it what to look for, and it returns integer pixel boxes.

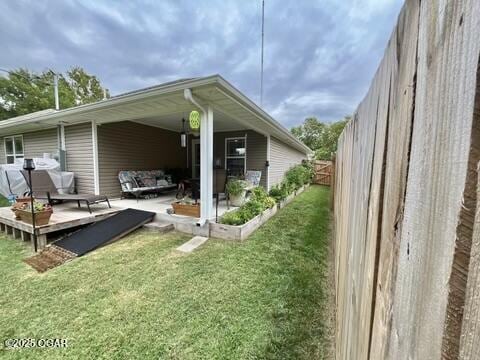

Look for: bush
[284,162,313,191]
[220,186,276,226]
[269,184,289,203]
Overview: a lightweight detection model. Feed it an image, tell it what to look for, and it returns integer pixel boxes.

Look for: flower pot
[16,196,33,204]
[229,190,246,207]
[16,208,53,226]
[171,202,200,217]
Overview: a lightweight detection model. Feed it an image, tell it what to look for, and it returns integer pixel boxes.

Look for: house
[0,75,311,224]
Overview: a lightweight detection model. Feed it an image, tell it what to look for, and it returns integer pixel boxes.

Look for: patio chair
[22,170,111,214]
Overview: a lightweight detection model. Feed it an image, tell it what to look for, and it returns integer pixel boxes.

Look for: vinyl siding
[97,121,186,198]
[24,129,58,158]
[65,123,95,194]
[1,129,58,163]
[213,130,268,188]
[269,136,307,187]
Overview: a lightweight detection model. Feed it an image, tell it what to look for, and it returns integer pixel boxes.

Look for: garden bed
[211,183,310,240]
[211,205,278,241]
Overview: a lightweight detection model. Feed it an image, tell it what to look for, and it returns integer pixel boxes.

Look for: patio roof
[0,75,311,154]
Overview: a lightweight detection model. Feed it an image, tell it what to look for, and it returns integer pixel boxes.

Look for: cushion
[157,179,169,187]
[142,177,156,187]
[134,176,145,188]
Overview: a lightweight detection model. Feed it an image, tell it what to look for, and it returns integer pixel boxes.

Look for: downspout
[184,89,208,226]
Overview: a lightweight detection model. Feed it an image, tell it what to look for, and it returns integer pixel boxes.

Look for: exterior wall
[213,130,268,188]
[0,128,58,163]
[64,123,95,194]
[24,129,58,158]
[269,136,307,187]
[97,121,186,198]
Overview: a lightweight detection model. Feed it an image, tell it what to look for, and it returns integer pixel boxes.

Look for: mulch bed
[23,245,77,273]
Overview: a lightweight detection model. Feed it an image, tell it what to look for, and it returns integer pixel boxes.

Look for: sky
[0,0,404,128]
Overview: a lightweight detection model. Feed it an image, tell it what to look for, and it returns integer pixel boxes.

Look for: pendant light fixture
[180,118,187,148]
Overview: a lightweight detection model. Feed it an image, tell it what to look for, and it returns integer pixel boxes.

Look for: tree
[0,67,109,120]
[291,116,350,160]
[291,117,326,150]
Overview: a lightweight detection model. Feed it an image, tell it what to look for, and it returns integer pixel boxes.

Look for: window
[4,135,24,164]
[225,137,246,176]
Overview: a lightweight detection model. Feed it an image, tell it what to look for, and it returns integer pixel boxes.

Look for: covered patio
[0,189,237,250]
[0,75,310,248]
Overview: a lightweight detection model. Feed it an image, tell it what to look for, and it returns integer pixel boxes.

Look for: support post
[92,120,100,195]
[200,106,214,222]
[35,234,47,251]
[266,135,271,191]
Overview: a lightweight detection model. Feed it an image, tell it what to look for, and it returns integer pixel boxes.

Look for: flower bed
[211,182,311,241]
[211,205,277,241]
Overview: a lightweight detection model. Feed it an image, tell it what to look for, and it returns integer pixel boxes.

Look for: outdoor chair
[22,170,111,214]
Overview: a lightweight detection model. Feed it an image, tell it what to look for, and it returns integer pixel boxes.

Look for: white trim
[224,136,247,175]
[3,135,24,164]
[91,120,100,195]
[266,134,271,190]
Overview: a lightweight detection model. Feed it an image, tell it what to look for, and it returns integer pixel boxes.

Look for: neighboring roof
[0,75,311,154]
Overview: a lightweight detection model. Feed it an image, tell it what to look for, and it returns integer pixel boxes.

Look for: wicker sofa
[118,170,176,199]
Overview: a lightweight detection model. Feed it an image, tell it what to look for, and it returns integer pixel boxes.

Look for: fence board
[334,0,480,359]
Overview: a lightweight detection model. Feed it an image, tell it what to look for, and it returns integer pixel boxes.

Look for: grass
[0,195,9,207]
[0,185,333,359]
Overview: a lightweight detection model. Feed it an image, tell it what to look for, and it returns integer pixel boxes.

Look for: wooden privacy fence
[313,160,333,186]
[334,1,480,359]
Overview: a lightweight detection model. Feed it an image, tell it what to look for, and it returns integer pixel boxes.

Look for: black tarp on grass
[54,208,156,256]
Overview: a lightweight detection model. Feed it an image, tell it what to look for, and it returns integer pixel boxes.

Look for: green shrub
[284,162,314,190]
[269,184,289,202]
[220,186,276,226]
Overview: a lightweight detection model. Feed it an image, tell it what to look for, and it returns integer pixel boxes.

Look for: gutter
[183,88,208,227]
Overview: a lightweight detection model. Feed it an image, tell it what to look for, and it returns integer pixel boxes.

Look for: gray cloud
[0,0,403,128]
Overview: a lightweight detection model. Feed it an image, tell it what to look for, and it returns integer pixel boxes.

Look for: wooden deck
[0,203,121,250]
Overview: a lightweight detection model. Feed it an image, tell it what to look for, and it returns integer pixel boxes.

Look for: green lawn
[0,186,333,359]
[0,195,9,207]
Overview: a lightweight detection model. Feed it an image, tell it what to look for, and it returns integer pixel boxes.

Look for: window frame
[4,135,24,164]
[224,136,247,176]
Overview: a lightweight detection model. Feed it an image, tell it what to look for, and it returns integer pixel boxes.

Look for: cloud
[0,0,404,128]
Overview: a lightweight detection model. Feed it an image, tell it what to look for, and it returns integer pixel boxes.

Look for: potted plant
[226,179,248,207]
[14,201,53,226]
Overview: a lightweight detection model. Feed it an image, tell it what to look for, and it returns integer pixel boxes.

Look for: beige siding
[269,136,307,187]
[98,121,186,198]
[213,130,268,188]
[1,129,58,163]
[65,123,95,194]
[24,129,58,158]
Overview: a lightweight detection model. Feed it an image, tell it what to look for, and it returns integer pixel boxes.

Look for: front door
[192,139,200,178]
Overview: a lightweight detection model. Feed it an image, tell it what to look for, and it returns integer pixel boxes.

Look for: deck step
[143,221,174,233]
[176,236,209,253]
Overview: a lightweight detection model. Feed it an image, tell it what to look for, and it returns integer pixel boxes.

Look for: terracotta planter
[171,202,200,217]
[16,208,53,226]
[16,196,33,204]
